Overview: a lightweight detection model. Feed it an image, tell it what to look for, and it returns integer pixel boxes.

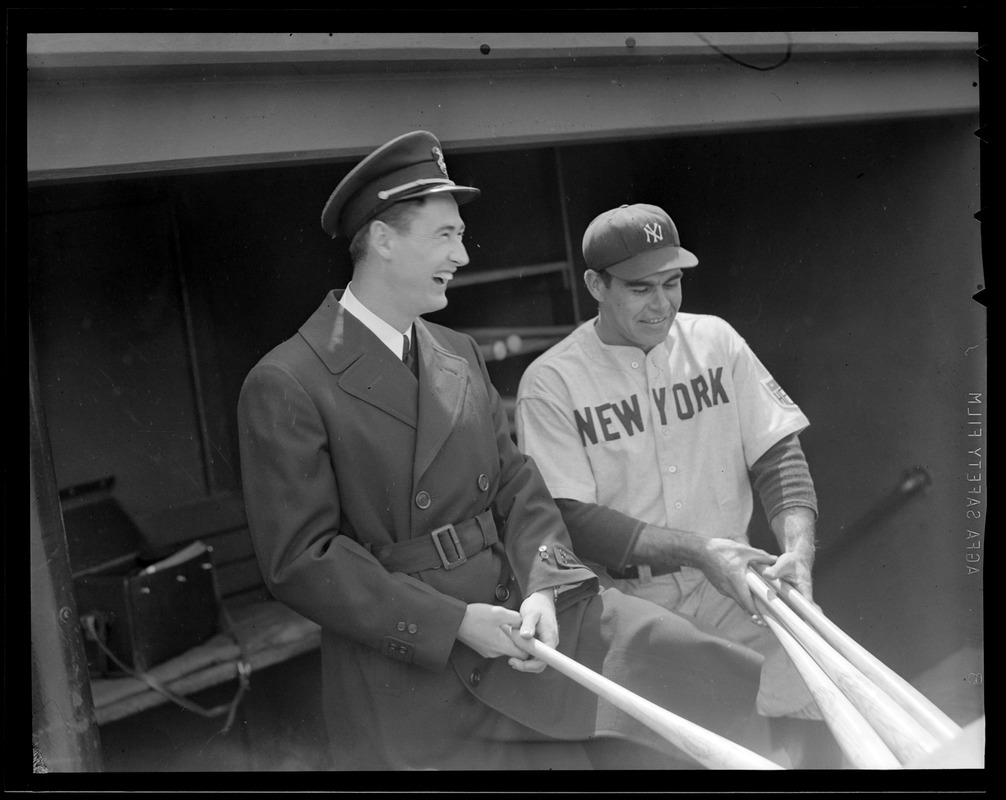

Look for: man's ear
[369,219,396,259]
[584,269,605,303]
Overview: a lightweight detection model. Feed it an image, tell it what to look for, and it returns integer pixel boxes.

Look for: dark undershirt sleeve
[555,433,817,572]
[750,433,819,522]
[553,498,645,571]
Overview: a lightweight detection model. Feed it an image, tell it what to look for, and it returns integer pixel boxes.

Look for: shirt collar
[582,317,673,366]
[340,283,412,358]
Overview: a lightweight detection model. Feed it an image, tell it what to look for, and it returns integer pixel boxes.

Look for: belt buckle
[431,524,467,570]
[611,565,639,580]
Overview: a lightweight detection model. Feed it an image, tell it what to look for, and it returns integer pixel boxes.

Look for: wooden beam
[26,32,978,73]
[30,327,104,771]
[27,34,978,182]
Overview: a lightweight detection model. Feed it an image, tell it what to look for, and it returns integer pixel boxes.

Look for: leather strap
[81,603,250,735]
[368,509,497,574]
[608,563,681,580]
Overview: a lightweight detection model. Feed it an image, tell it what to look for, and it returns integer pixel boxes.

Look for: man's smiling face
[386,194,469,321]
[588,268,684,352]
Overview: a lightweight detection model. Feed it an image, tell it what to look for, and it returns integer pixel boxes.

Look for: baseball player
[516,203,833,760]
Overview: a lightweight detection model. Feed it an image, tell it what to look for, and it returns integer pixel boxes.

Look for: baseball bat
[505,627,783,770]
[751,599,902,769]
[903,715,984,770]
[753,567,962,743]
[746,568,942,764]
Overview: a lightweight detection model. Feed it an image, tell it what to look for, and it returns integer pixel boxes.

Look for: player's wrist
[774,507,817,559]
[677,530,717,571]
[634,525,705,571]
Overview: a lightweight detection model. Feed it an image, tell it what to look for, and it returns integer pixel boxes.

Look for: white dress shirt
[339,283,412,359]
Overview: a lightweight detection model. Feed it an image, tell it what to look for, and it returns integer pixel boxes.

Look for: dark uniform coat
[237,291,764,770]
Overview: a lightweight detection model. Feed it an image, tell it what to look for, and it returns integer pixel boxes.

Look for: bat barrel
[506,628,783,770]
[746,568,945,765]
[756,568,962,743]
[754,603,902,768]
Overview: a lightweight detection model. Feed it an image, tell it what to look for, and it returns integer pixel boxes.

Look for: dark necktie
[402,333,418,377]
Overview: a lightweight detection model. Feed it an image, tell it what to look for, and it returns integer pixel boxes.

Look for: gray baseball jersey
[516,313,810,544]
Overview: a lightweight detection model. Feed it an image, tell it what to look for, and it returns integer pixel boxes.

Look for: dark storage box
[61,477,222,676]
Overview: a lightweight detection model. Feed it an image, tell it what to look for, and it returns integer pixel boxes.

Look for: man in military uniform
[237,131,774,770]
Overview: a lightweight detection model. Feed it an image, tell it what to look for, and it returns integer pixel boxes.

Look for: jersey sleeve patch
[762,377,796,407]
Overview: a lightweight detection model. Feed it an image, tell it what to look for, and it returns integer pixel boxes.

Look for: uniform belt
[608,563,680,580]
[367,509,497,574]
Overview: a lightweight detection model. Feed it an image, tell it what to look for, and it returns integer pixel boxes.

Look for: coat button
[407,623,417,634]
[415,491,432,509]
[538,545,549,561]
[397,621,406,631]
[478,473,490,492]
[494,584,510,602]
[469,669,481,687]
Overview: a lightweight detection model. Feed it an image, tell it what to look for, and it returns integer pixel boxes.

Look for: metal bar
[449,261,568,289]
[478,335,567,362]
[459,325,576,341]
[554,147,583,323]
[170,199,215,494]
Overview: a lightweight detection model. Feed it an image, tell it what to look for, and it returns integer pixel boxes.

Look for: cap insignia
[432,146,448,177]
[643,222,664,244]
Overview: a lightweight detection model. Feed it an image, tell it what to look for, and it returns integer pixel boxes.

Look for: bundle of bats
[508,565,974,770]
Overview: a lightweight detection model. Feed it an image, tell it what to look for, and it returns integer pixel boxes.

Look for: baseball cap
[321,130,481,240]
[582,204,698,280]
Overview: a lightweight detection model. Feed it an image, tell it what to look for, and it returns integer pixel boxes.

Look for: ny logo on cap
[432,146,448,177]
[643,222,663,244]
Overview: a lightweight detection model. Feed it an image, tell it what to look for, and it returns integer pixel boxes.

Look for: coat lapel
[413,319,469,482]
[299,291,418,429]
[298,294,469,483]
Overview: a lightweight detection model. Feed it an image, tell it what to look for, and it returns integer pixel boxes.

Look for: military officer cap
[582,203,699,281]
[321,130,481,240]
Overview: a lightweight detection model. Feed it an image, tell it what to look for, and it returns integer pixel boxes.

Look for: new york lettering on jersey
[574,366,731,447]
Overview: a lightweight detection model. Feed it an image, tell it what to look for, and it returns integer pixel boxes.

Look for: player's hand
[456,603,527,660]
[762,506,817,604]
[760,546,815,603]
[696,538,778,617]
[506,589,558,674]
